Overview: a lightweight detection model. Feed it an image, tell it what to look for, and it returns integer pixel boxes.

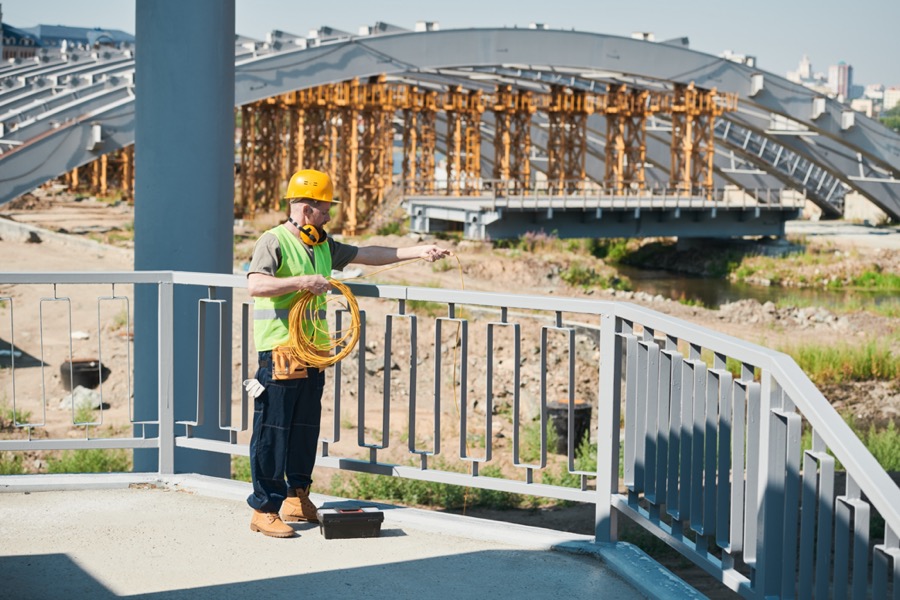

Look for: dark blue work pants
[247,350,325,513]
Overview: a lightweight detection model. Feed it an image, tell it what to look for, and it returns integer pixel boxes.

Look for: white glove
[242,378,265,399]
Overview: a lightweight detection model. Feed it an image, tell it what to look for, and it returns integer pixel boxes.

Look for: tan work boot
[281,486,319,522]
[250,509,295,538]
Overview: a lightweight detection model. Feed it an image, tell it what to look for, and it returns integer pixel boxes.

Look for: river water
[617,264,900,311]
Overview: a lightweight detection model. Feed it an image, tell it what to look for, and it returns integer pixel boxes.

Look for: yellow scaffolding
[231,78,736,229]
[545,85,591,194]
[492,85,535,195]
[668,83,737,195]
[442,86,483,195]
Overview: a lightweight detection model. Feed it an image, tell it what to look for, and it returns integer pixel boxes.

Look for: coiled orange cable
[286,278,361,369]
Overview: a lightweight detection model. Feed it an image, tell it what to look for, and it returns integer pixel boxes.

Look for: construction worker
[245,168,452,538]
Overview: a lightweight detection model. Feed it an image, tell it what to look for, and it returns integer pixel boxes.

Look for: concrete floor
[0,474,702,600]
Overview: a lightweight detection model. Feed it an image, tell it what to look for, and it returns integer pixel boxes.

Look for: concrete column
[133,0,235,476]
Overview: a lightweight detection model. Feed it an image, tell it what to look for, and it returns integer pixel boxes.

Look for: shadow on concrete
[3,547,637,600]
[1,554,118,599]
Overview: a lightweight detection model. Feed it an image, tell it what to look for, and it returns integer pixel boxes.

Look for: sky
[2,0,897,86]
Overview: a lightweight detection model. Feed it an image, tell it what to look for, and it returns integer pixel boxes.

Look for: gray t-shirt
[247,226,358,277]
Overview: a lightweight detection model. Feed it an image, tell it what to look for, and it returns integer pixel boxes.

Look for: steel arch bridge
[1,25,898,237]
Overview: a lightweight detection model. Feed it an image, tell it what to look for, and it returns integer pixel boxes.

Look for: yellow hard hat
[284,169,338,203]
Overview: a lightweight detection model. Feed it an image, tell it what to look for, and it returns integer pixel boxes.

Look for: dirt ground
[2,189,898,598]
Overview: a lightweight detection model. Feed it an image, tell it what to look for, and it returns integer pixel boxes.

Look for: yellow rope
[286,278,360,369]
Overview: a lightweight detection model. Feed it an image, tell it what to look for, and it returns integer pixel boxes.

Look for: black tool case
[317,507,384,539]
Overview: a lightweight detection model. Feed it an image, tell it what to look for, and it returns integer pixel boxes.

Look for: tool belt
[267,346,308,380]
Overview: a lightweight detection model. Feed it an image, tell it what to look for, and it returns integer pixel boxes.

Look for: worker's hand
[298,274,331,296]
[419,245,453,263]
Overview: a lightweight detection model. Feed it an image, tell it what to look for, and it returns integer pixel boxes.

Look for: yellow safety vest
[253,225,332,352]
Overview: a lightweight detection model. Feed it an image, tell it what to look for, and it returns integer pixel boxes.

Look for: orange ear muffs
[299,224,327,246]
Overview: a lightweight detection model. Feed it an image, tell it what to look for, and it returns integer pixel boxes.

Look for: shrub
[376,220,405,236]
[0,401,32,428]
[560,264,632,291]
[864,421,900,471]
[784,340,896,385]
[232,455,252,482]
[47,449,131,474]
[0,452,25,475]
[590,238,630,263]
[850,270,900,292]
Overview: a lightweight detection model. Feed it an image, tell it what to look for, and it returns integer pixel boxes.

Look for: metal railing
[404,178,807,210]
[1,270,898,598]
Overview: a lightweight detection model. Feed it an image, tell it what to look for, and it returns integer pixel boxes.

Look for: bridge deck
[405,193,803,239]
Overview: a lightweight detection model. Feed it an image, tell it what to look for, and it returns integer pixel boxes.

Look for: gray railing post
[595,312,622,542]
[754,371,781,597]
[158,281,175,475]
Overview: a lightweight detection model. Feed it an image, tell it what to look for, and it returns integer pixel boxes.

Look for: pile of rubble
[716,298,850,330]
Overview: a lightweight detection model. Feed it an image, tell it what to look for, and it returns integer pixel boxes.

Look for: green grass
[406,299,445,317]
[46,449,131,474]
[73,403,96,425]
[113,308,130,330]
[676,295,707,308]
[560,264,632,291]
[848,270,900,292]
[589,238,631,264]
[328,460,538,511]
[376,220,405,236]
[328,458,469,508]
[781,340,896,385]
[698,350,761,381]
[863,421,900,471]
[519,419,555,464]
[802,419,900,473]
[0,452,25,475]
[340,412,355,430]
[431,259,455,272]
[0,401,32,427]
[232,455,252,482]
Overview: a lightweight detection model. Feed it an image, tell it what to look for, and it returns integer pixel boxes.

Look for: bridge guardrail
[0,270,897,598]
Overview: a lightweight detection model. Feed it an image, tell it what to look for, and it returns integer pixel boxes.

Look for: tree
[880,104,900,132]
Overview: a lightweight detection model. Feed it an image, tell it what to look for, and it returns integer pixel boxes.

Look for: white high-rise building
[787,55,812,83]
[827,61,853,99]
[797,55,811,80]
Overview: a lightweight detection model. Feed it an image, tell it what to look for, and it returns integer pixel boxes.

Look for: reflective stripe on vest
[253,308,327,321]
[252,225,332,351]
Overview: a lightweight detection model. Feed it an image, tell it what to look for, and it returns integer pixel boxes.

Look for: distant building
[720,49,756,68]
[828,61,853,99]
[787,54,813,83]
[21,24,134,49]
[864,83,885,102]
[850,98,874,118]
[885,87,900,112]
[786,54,831,96]
[2,22,40,60]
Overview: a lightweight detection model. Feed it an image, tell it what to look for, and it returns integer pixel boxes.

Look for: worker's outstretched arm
[352,244,452,266]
